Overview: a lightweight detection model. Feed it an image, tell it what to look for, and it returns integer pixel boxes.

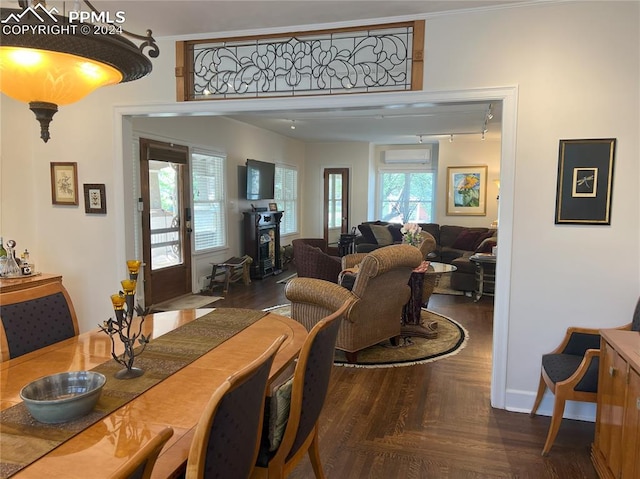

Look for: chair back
[292,239,341,283]
[417,231,437,259]
[277,301,350,462]
[631,296,640,331]
[0,281,79,361]
[350,244,423,296]
[186,334,287,479]
[110,427,174,479]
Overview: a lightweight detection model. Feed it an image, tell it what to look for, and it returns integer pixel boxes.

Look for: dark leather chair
[292,238,342,283]
[111,427,174,479]
[185,335,287,479]
[0,281,79,361]
[253,300,353,479]
[530,296,640,455]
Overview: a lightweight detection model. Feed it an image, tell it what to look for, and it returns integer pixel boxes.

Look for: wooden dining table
[0,308,307,479]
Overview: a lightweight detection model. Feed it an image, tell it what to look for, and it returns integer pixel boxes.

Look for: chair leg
[530,373,547,417]
[345,351,358,363]
[541,393,567,456]
[308,428,326,479]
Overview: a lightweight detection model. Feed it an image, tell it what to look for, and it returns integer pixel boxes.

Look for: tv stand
[243,211,283,279]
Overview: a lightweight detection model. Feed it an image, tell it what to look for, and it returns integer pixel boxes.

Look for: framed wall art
[555,138,616,225]
[446,165,487,216]
[84,184,107,214]
[269,202,278,212]
[50,162,79,205]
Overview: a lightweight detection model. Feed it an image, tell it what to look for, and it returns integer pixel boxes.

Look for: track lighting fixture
[418,135,423,144]
[449,134,454,143]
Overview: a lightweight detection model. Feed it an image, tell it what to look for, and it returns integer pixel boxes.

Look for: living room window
[275,165,298,235]
[191,150,226,251]
[378,170,436,223]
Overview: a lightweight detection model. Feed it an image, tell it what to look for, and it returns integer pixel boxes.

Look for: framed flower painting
[446,165,487,216]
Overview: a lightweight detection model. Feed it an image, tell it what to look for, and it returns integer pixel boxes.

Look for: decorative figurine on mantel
[99,260,150,379]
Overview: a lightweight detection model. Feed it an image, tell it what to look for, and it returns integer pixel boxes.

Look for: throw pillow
[452,230,483,250]
[268,377,293,451]
[370,224,394,246]
[387,223,404,242]
[357,223,377,244]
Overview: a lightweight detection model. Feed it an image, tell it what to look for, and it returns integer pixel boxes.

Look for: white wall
[302,141,371,236]
[421,1,639,417]
[1,1,638,420]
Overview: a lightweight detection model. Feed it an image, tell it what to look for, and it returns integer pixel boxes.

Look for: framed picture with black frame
[555,138,616,225]
[83,183,107,214]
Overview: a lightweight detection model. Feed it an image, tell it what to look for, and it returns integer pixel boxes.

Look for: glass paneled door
[323,168,350,248]
[140,139,192,305]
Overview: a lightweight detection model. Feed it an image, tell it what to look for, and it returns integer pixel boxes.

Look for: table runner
[0,308,266,478]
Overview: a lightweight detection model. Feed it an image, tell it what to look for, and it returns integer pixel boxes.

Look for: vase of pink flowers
[401,222,422,246]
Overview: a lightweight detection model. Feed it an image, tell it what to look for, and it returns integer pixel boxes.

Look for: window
[191,151,226,251]
[274,165,298,235]
[379,170,435,223]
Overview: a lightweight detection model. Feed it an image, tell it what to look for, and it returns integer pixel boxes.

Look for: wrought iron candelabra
[100,260,150,379]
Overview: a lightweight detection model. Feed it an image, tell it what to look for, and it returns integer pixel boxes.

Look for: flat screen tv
[246,159,275,200]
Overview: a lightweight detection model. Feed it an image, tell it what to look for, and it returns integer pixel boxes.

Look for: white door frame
[113,86,518,409]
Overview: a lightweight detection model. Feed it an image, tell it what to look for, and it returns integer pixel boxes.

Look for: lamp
[0,1,159,142]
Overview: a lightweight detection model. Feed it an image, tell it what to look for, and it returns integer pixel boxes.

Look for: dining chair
[0,281,79,361]
[530,296,640,455]
[185,334,288,479]
[110,426,174,479]
[252,299,353,479]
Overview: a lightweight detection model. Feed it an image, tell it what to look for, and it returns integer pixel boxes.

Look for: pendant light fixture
[0,1,159,142]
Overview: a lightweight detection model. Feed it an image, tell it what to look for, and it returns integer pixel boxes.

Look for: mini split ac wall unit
[383,147,432,164]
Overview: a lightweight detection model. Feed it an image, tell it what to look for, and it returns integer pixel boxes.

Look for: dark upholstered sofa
[355,221,497,292]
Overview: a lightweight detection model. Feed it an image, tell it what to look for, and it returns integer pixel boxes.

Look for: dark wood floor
[211,270,598,479]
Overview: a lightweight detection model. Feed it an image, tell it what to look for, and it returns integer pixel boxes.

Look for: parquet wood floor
[211,269,598,479]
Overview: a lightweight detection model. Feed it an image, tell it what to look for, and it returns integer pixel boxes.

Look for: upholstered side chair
[0,281,79,361]
[111,426,174,479]
[286,244,423,362]
[253,299,354,479]
[530,296,640,455]
[186,334,287,479]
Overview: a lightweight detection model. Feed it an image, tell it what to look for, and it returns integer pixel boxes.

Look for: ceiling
[12,0,518,144]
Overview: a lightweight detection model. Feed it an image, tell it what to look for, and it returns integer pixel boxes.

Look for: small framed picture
[269,202,278,211]
[84,184,107,214]
[50,162,79,205]
[446,165,488,216]
[555,138,616,224]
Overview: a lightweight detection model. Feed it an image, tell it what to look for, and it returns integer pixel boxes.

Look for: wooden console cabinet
[591,329,640,479]
[243,211,283,279]
[0,273,63,294]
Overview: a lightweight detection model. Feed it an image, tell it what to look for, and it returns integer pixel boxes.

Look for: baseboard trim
[505,388,596,422]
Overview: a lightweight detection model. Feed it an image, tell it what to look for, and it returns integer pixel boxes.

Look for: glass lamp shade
[0,46,122,105]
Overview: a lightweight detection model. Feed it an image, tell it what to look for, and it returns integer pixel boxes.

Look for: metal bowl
[19,371,106,424]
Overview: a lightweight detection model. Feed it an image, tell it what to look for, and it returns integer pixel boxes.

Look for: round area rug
[264,305,468,368]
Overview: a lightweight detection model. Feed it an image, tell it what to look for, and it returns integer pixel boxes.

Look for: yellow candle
[126,260,142,275]
[121,279,137,295]
[111,293,126,310]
